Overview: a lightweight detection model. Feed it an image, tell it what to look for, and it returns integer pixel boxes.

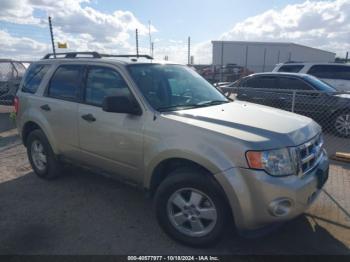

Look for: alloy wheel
[167,188,218,237]
[31,140,47,171]
[335,113,350,136]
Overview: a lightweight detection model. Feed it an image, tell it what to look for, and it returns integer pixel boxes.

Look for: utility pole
[262,48,267,72]
[187,36,191,65]
[48,16,56,58]
[346,52,349,63]
[221,41,225,82]
[135,29,139,57]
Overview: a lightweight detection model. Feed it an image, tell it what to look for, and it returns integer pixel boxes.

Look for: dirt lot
[0,106,349,255]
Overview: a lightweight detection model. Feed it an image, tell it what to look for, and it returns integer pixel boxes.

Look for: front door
[78,65,144,184]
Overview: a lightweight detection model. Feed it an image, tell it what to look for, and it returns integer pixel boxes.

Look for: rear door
[77,65,144,183]
[40,64,83,158]
[240,75,285,109]
[278,76,323,119]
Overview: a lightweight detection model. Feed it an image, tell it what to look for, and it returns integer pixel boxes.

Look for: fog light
[268,198,293,217]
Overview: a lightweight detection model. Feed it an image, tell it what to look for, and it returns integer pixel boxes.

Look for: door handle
[81,113,96,122]
[40,104,51,111]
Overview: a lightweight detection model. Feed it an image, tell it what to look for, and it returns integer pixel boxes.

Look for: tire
[332,110,350,138]
[26,129,62,179]
[154,168,231,247]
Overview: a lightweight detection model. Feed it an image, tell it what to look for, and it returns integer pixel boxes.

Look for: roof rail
[284,61,303,64]
[42,52,101,59]
[100,54,153,59]
[42,52,153,60]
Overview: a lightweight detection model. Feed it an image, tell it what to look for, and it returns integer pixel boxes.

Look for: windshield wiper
[157,100,229,112]
[157,104,199,112]
[195,100,230,106]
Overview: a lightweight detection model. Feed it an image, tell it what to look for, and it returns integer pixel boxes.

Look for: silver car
[15,52,329,247]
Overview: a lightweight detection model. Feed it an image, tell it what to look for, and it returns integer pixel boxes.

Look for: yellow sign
[57,42,67,48]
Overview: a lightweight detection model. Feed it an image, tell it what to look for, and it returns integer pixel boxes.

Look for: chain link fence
[0,60,27,106]
[221,87,350,157]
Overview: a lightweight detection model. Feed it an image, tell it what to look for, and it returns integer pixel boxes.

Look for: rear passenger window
[85,66,131,106]
[48,65,83,100]
[244,78,259,88]
[308,65,350,80]
[22,64,50,94]
[278,65,304,73]
[279,77,313,90]
[246,76,278,89]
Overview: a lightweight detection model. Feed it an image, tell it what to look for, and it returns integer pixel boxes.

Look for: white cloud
[0,0,156,57]
[221,0,350,56]
[0,0,349,63]
[0,0,38,24]
[0,30,49,59]
[145,0,350,64]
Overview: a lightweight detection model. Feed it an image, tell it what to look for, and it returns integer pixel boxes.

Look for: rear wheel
[333,111,350,137]
[27,129,62,179]
[154,168,231,247]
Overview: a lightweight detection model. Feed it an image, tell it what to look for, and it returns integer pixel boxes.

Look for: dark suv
[233,72,350,137]
[0,59,27,105]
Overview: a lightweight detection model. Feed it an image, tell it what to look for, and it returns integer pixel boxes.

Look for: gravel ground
[0,106,349,254]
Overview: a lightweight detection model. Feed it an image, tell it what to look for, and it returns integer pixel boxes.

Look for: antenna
[48,16,56,58]
[135,29,139,58]
[148,20,152,56]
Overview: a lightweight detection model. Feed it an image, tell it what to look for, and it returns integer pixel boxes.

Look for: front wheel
[154,169,231,247]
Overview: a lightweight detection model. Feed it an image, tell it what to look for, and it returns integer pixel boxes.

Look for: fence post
[291,91,296,112]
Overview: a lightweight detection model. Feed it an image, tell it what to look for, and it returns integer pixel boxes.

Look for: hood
[162,101,321,149]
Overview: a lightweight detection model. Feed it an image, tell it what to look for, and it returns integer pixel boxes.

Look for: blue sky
[0,0,349,63]
[88,0,305,42]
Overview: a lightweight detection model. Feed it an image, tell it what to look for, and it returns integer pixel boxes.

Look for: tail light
[14,96,19,114]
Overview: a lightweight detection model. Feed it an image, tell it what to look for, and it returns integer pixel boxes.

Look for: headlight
[246,148,297,176]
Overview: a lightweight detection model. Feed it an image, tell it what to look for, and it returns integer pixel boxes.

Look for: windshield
[128,64,229,111]
[304,75,336,92]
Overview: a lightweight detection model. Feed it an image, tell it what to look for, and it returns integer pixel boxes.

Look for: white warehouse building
[212,41,336,73]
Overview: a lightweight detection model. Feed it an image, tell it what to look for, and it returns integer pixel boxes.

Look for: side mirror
[102,95,142,115]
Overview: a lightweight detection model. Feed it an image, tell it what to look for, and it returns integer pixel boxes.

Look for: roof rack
[42,52,153,60]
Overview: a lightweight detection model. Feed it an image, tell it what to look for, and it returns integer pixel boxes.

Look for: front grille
[296,134,324,176]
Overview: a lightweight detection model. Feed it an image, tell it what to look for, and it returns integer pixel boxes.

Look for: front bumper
[215,150,329,232]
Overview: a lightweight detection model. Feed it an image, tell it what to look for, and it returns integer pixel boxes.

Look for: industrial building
[212,41,336,73]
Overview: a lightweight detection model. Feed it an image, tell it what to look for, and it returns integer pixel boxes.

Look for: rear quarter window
[21,64,51,94]
[278,65,304,73]
[308,65,350,80]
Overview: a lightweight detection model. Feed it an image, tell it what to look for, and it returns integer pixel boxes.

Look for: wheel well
[22,121,41,147]
[149,158,212,197]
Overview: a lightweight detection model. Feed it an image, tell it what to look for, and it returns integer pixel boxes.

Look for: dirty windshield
[128,64,228,111]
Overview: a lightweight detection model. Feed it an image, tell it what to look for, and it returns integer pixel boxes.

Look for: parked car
[15,52,329,246]
[273,62,350,91]
[0,59,26,105]
[233,72,350,137]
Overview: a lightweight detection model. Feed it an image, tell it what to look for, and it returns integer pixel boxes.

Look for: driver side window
[85,66,132,107]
